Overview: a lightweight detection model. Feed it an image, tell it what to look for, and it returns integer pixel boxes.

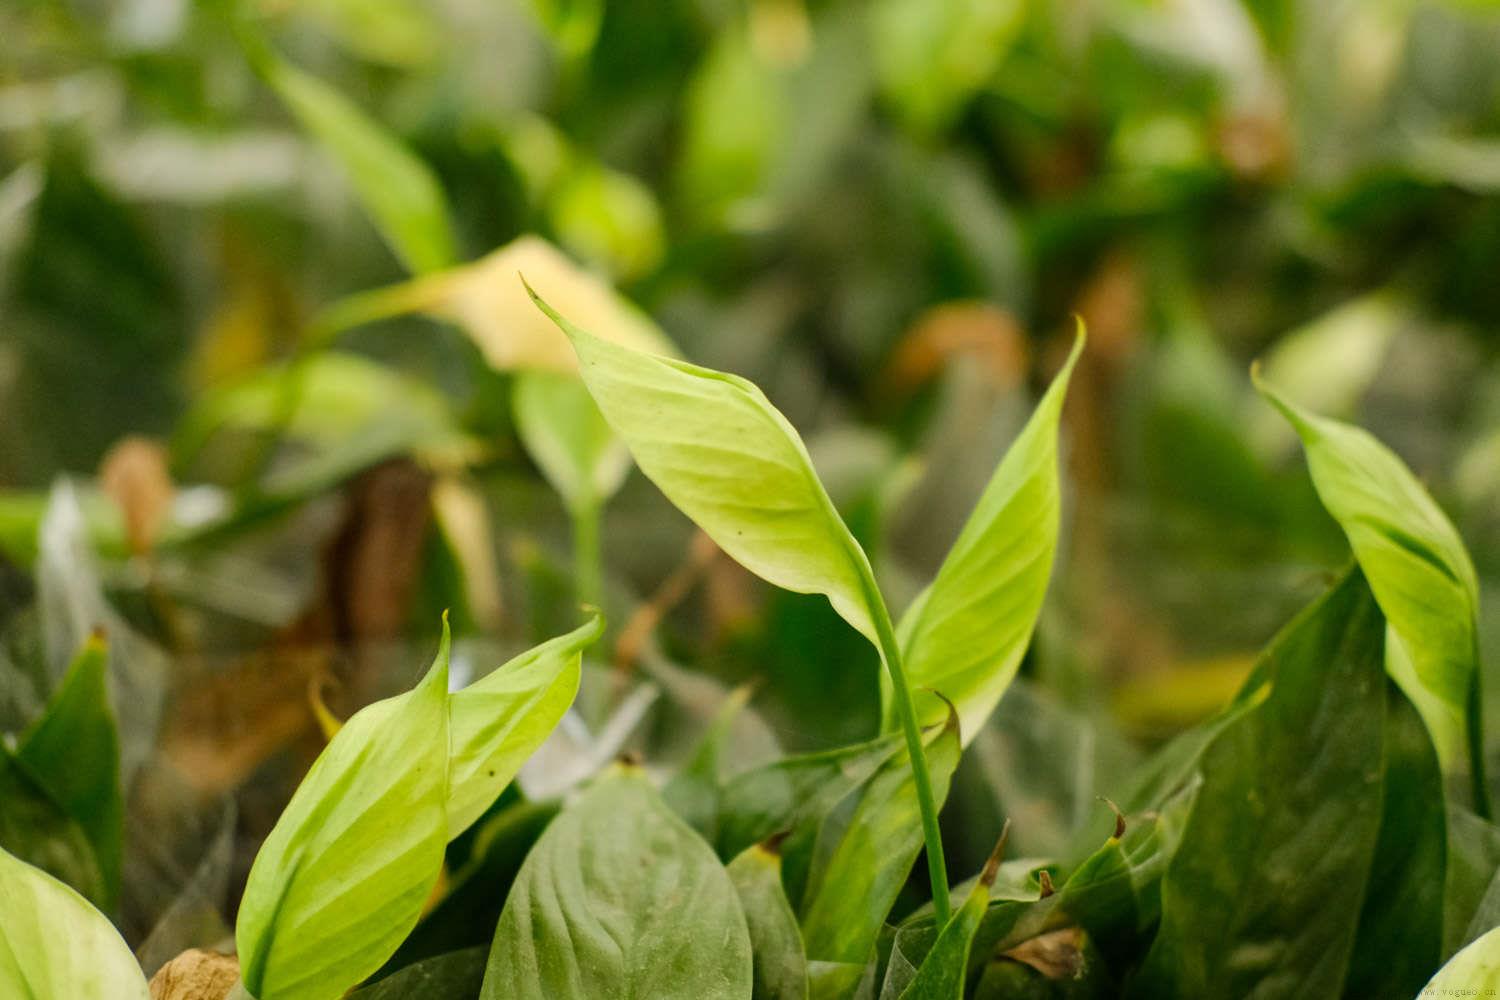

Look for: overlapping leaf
[480,765,753,999]
[1256,374,1484,792]
[889,329,1081,740]
[235,627,450,1000]
[446,614,600,836]
[529,284,883,645]
[1131,569,1388,998]
[0,846,150,999]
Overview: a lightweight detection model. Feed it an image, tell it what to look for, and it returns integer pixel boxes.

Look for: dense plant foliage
[7,0,1500,998]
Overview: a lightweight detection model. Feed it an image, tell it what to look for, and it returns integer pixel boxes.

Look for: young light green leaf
[1255,373,1483,794]
[0,846,150,999]
[480,764,753,1000]
[235,624,451,1000]
[1420,923,1500,994]
[1132,569,1387,999]
[527,284,881,645]
[889,328,1082,741]
[800,712,961,975]
[728,839,810,1000]
[512,373,630,516]
[13,632,122,912]
[250,44,455,273]
[446,614,601,836]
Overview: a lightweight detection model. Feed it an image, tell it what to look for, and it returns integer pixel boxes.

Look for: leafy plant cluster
[8,1,1500,998]
[5,271,1500,997]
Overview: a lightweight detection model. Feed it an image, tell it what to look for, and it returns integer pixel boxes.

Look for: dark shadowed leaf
[728,840,810,1000]
[480,765,753,1000]
[13,632,121,911]
[1131,570,1387,999]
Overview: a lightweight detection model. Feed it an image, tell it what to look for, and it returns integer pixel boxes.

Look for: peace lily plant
[8,35,1500,1000]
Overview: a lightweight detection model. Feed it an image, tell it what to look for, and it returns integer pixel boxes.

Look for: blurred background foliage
[6,0,1500,930]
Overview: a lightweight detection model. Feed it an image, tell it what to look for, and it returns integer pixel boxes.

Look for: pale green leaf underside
[0,847,150,1000]
[1256,376,1480,772]
[236,629,451,1000]
[481,766,753,1000]
[531,288,879,645]
[1421,923,1500,993]
[447,615,601,835]
[258,49,455,274]
[888,328,1082,743]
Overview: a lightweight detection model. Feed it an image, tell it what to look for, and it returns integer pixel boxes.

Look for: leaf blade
[235,625,451,1000]
[0,847,150,1000]
[479,765,753,1000]
[890,328,1081,741]
[530,284,880,645]
[446,615,600,836]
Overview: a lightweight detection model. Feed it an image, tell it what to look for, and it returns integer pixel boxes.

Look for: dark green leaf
[480,765,753,999]
[800,713,961,979]
[728,840,810,1000]
[13,632,121,911]
[1131,570,1387,998]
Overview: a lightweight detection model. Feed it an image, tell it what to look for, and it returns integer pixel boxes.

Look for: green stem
[857,562,952,926]
[572,501,603,608]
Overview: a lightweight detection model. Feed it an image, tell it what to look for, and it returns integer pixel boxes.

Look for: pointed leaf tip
[981,819,1012,888]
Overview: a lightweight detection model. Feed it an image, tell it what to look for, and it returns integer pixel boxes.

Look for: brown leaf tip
[1038,869,1056,899]
[761,829,792,856]
[981,818,1012,888]
[1100,796,1126,840]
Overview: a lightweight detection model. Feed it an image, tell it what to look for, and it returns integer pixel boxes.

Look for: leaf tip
[981,819,1012,888]
[1037,869,1056,899]
[1100,796,1126,841]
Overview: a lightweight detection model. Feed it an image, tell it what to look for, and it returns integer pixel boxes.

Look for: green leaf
[479,765,753,1000]
[527,284,882,646]
[37,482,166,784]
[1343,684,1446,1000]
[890,842,1005,1000]
[0,846,150,999]
[800,712,961,975]
[249,43,456,273]
[0,750,102,902]
[715,733,904,900]
[235,624,451,1000]
[727,840,810,1000]
[512,372,629,517]
[871,0,1026,133]
[446,615,600,836]
[663,682,759,841]
[889,329,1082,741]
[349,948,487,1000]
[1420,923,1500,994]
[1255,373,1484,795]
[13,632,122,912]
[1132,569,1388,999]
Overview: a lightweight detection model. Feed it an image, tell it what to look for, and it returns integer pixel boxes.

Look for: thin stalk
[857,561,952,926]
[572,501,603,608]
